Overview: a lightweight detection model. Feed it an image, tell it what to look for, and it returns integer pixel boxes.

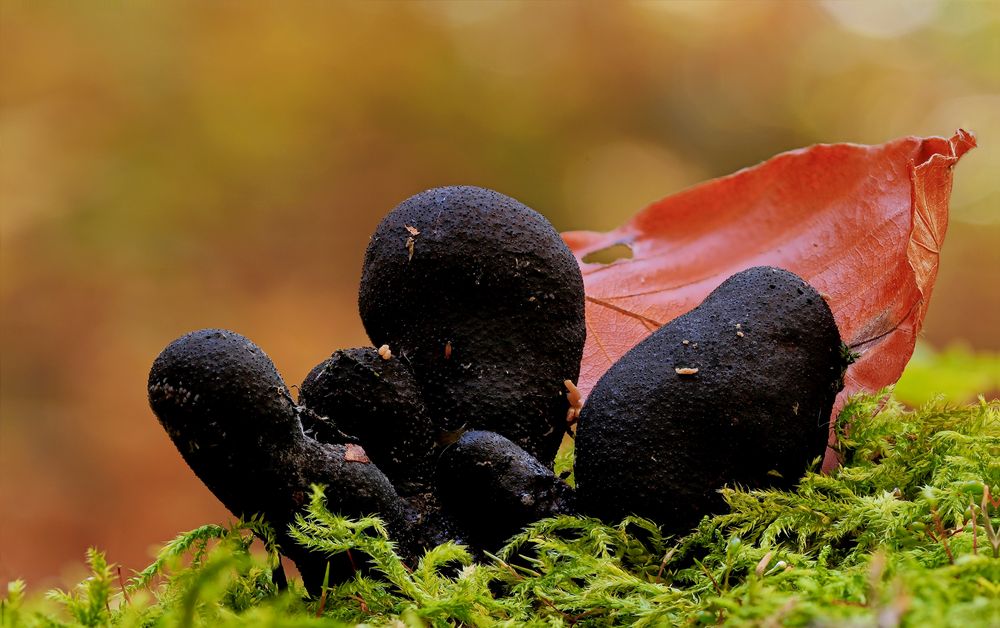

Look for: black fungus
[574,267,848,534]
[299,348,437,495]
[436,430,576,552]
[358,186,586,466]
[148,329,416,595]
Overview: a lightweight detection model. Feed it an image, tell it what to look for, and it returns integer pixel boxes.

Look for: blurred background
[2,0,998,588]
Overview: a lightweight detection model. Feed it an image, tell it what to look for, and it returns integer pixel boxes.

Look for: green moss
[4,393,998,627]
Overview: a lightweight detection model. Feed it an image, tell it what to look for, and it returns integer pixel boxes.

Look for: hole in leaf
[582,243,633,265]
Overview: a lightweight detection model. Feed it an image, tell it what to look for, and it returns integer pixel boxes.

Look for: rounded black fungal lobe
[148,328,298,457]
[575,267,847,534]
[299,347,437,495]
[436,430,576,551]
[358,186,586,465]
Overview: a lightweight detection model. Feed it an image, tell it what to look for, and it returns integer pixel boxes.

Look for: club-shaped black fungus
[358,186,586,466]
[299,347,437,496]
[575,267,848,534]
[436,430,575,552]
[147,328,416,595]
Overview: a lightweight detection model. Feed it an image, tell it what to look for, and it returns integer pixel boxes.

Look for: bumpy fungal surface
[358,186,586,465]
[299,348,437,495]
[148,328,297,458]
[437,430,576,551]
[148,329,415,595]
[575,267,847,534]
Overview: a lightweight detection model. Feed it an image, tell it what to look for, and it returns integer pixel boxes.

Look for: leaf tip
[950,129,976,160]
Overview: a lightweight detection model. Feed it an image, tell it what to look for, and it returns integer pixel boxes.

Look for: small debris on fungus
[675,367,699,375]
[564,379,583,425]
[378,344,392,360]
[344,444,371,463]
[405,225,420,236]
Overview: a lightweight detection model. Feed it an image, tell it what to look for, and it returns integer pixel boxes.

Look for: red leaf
[563,130,975,468]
